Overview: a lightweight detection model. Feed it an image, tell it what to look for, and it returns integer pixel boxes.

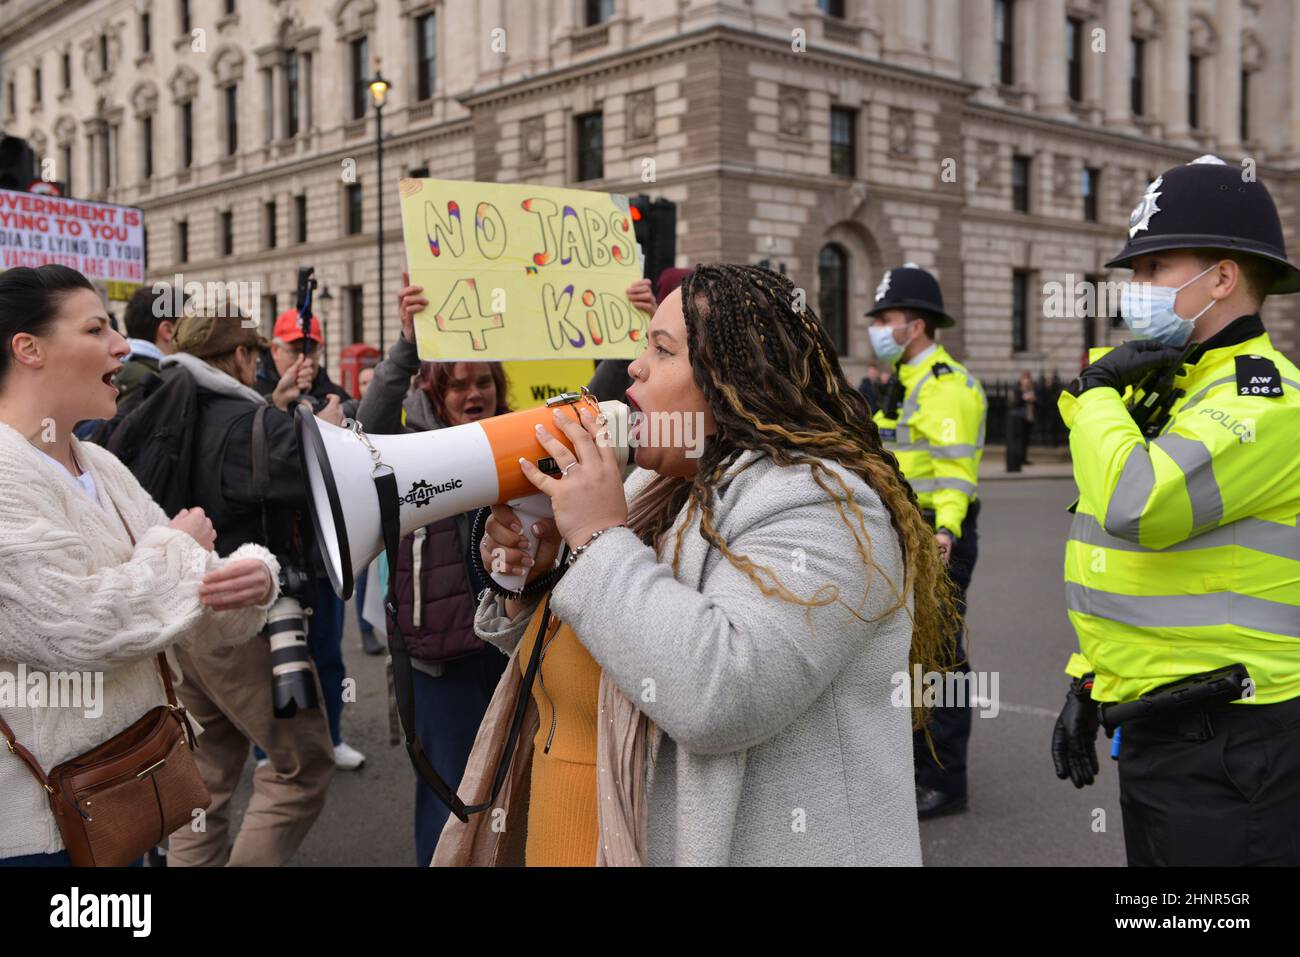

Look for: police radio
[1126,339,1198,438]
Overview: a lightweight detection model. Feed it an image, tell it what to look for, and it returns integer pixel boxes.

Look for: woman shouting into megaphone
[439,264,960,868]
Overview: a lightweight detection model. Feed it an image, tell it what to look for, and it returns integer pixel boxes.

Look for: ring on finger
[561,462,579,476]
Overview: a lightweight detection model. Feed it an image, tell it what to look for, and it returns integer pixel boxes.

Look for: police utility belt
[1097,663,1253,735]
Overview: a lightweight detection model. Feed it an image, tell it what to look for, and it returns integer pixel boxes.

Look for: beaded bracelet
[565,524,627,567]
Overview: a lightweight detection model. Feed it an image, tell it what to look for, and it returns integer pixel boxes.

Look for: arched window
[817,243,849,355]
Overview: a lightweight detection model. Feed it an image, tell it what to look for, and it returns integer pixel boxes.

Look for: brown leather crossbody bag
[0,498,211,866]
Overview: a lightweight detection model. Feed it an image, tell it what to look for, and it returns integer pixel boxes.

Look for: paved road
[920,478,1126,866]
[221,476,1125,867]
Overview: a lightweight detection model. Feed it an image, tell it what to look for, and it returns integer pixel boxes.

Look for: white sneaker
[334,742,366,771]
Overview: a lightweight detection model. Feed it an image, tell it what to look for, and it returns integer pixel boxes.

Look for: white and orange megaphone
[295,389,631,599]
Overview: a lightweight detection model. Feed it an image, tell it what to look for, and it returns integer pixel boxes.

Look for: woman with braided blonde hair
[437,263,959,867]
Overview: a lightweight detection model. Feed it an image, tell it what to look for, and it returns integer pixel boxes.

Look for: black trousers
[913,500,979,795]
[1118,692,1300,866]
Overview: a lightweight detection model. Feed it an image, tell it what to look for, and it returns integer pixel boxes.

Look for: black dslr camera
[266,563,319,718]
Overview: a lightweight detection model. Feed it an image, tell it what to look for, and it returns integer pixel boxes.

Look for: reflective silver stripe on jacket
[910,477,977,495]
[1066,582,1300,638]
[929,443,979,459]
[1151,433,1223,532]
[1178,375,1235,413]
[1070,511,1300,563]
[890,441,979,459]
[1102,433,1223,542]
[1104,449,1155,542]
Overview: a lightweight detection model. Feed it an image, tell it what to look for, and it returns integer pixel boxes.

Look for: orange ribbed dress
[516,610,602,867]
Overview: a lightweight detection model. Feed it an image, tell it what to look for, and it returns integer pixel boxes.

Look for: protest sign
[501,359,598,411]
[0,189,144,299]
[399,178,648,361]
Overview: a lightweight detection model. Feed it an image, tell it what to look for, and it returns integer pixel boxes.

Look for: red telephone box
[338,343,382,399]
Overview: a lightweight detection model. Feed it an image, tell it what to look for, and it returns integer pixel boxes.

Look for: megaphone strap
[374,465,568,823]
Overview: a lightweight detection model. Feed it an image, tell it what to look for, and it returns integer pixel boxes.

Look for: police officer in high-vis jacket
[1052,155,1300,865]
[868,264,987,819]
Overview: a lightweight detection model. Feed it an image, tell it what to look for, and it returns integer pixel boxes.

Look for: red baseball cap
[273,308,323,343]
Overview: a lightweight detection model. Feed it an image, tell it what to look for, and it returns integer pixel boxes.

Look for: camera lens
[266,596,318,718]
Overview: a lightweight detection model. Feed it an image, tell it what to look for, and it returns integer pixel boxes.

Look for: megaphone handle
[491,493,554,593]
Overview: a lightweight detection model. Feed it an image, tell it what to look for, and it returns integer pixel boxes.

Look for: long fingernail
[522,557,534,567]
[531,523,542,535]
[510,521,522,533]
[535,423,545,433]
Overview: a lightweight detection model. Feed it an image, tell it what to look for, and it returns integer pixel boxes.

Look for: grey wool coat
[475,449,922,866]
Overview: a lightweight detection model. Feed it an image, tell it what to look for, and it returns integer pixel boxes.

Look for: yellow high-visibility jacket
[1060,315,1300,705]
[873,345,986,536]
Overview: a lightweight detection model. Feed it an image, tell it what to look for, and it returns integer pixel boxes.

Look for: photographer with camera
[150,307,341,867]
[253,300,364,769]
[257,310,352,415]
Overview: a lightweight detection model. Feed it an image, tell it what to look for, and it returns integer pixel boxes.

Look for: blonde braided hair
[626,264,961,731]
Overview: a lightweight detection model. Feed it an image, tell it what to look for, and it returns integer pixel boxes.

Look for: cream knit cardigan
[0,423,279,858]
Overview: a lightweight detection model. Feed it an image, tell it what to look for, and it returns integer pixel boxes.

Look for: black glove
[1067,340,1184,397]
[1052,674,1100,788]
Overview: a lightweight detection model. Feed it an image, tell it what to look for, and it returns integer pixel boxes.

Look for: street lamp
[318,285,333,372]
[369,63,390,350]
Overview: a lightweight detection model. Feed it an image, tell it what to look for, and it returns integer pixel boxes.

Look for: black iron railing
[983,377,1068,447]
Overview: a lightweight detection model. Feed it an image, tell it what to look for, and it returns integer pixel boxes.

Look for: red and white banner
[0,189,145,287]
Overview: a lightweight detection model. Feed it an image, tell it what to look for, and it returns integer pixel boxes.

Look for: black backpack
[107,364,201,518]
[82,368,165,448]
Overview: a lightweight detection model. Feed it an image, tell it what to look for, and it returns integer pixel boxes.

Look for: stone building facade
[0,0,1297,381]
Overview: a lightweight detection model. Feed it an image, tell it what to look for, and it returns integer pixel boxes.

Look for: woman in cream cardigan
[439,264,960,866]
[0,265,279,866]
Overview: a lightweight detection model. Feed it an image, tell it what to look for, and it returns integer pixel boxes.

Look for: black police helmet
[1106,155,1300,295]
[864,263,955,328]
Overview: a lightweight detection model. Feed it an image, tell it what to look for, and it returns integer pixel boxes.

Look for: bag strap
[250,403,270,546]
[374,467,560,823]
[0,707,53,792]
[0,481,186,795]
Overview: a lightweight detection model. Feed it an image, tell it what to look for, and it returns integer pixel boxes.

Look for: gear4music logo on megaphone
[401,477,464,507]
[295,389,630,598]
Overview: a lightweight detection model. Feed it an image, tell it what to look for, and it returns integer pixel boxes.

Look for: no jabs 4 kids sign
[399,178,649,361]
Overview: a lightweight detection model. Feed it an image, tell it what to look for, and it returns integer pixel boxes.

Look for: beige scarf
[432,476,684,867]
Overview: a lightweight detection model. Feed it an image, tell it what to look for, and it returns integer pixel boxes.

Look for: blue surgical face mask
[1118,264,1217,347]
[868,321,917,365]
